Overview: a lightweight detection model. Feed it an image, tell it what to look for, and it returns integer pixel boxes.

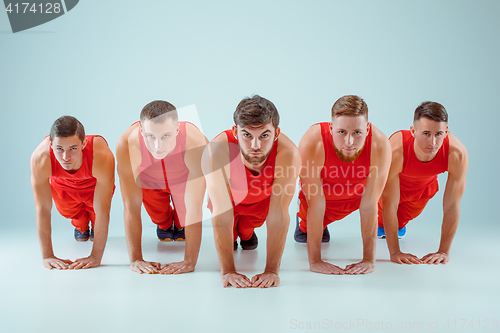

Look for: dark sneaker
[240,232,258,250]
[173,225,185,241]
[74,228,90,242]
[157,225,174,241]
[294,216,330,243]
[294,216,307,243]
[234,241,238,251]
[90,228,94,242]
[322,226,330,243]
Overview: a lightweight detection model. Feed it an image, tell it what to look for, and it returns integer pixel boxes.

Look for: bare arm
[70,137,115,269]
[422,134,468,264]
[252,134,301,288]
[345,125,391,274]
[116,127,161,274]
[203,133,251,287]
[299,125,344,274]
[31,139,73,269]
[381,132,422,264]
[160,123,207,274]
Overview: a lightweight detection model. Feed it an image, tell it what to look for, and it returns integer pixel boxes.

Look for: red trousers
[142,188,185,229]
[378,181,439,229]
[297,195,361,232]
[51,186,96,232]
[233,197,270,242]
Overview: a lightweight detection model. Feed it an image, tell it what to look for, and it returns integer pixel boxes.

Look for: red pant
[378,181,439,229]
[142,188,185,229]
[233,198,270,242]
[297,195,361,232]
[51,186,96,232]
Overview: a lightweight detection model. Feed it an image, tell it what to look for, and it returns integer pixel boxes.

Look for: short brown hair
[49,116,85,142]
[331,95,368,120]
[140,100,178,123]
[233,95,280,128]
[414,101,448,123]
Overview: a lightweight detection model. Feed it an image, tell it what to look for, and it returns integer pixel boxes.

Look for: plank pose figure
[204,95,301,287]
[31,116,115,270]
[294,95,391,275]
[378,101,468,265]
[116,100,207,274]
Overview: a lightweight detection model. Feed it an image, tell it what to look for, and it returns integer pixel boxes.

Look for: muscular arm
[381,132,421,264]
[160,123,207,274]
[203,133,251,287]
[70,137,115,269]
[299,125,344,274]
[116,127,160,274]
[252,134,301,288]
[345,125,391,274]
[422,134,468,264]
[31,139,73,269]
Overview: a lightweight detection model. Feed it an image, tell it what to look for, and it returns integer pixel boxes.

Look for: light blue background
[0,1,499,332]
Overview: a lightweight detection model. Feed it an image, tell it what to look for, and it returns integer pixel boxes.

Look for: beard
[333,143,364,162]
[239,143,273,166]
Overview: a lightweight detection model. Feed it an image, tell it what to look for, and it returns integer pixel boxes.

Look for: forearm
[183,220,202,265]
[90,212,110,261]
[382,205,401,255]
[36,209,54,259]
[306,209,325,265]
[265,212,289,273]
[438,206,460,254]
[211,212,236,274]
[359,208,377,262]
[124,207,143,262]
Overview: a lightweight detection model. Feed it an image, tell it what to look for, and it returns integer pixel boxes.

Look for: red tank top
[319,122,372,201]
[137,121,190,192]
[225,129,278,206]
[397,130,449,192]
[49,135,98,191]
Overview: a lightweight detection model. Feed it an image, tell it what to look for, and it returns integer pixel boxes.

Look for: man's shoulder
[92,136,115,173]
[185,122,208,148]
[299,123,324,152]
[369,124,391,153]
[31,137,51,178]
[447,133,468,166]
[276,132,300,168]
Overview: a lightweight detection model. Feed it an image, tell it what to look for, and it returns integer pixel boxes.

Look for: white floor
[1,208,498,333]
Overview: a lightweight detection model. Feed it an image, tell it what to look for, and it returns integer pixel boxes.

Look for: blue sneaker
[74,228,90,242]
[157,225,174,241]
[90,228,94,242]
[240,232,258,250]
[173,225,185,241]
[294,216,330,243]
[398,226,406,238]
[377,226,386,239]
[378,226,407,239]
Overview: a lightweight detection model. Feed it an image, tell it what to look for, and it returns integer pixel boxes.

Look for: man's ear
[410,125,416,138]
[274,127,281,141]
[232,125,238,140]
[82,137,88,149]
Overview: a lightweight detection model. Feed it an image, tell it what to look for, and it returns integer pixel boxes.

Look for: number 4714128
[5,2,62,14]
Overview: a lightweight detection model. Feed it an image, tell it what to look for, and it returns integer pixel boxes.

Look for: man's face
[50,135,87,171]
[411,117,448,159]
[232,123,280,167]
[331,115,369,162]
[141,118,179,160]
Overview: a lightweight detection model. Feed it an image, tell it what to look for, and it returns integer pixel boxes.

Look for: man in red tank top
[295,95,391,275]
[30,116,115,270]
[378,101,468,265]
[116,100,207,274]
[204,95,300,288]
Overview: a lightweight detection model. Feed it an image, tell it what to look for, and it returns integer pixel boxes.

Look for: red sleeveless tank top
[137,121,190,192]
[225,129,278,206]
[397,130,449,192]
[319,122,372,201]
[49,135,98,191]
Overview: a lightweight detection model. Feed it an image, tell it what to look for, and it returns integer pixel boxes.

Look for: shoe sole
[158,238,174,242]
[174,238,185,241]
[75,238,89,242]
[241,245,258,250]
